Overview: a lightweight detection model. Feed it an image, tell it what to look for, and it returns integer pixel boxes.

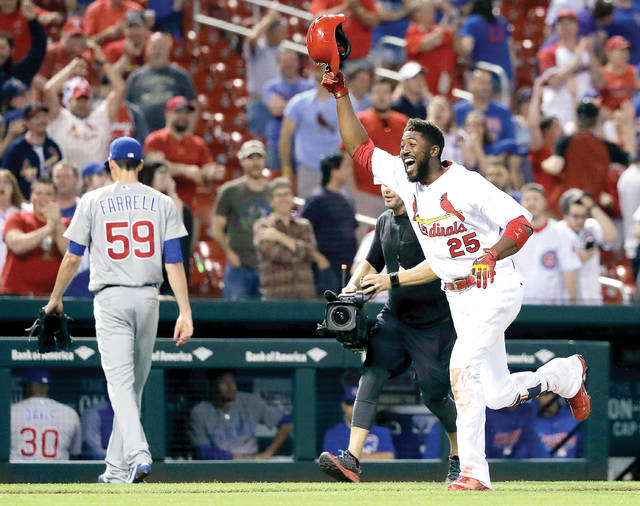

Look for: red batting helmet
[306,14,351,74]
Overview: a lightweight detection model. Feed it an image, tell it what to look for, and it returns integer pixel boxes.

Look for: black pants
[352,309,458,434]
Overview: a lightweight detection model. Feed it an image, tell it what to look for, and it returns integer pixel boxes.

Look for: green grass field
[0,482,639,505]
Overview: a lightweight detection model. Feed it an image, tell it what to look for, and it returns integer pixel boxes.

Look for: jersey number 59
[106,220,155,260]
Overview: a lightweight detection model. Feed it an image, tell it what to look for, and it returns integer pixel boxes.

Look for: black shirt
[366,210,449,327]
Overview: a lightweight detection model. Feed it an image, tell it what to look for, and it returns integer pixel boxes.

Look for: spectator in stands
[0,169,22,275]
[212,140,271,299]
[533,392,583,458]
[593,0,640,66]
[558,189,617,304]
[453,69,515,143]
[262,48,314,172]
[458,0,513,84]
[44,48,126,170]
[618,155,640,271]
[405,0,456,97]
[0,0,46,88]
[189,370,293,460]
[11,368,82,461]
[485,403,542,458]
[528,76,563,198]
[126,32,197,132]
[514,183,581,304]
[97,73,148,144]
[254,177,317,300]
[302,153,358,294]
[350,76,408,220]
[279,66,341,198]
[538,10,601,129]
[83,0,143,47]
[2,102,62,199]
[390,61,428,120]
[597,36,637,112]
[81,401,114,460]
[346,67,371,114]
[426,95,467,165]
[139,160,193,295]
[371,0,411,67]
[542,99,629,216]
[323,384,395,460]
[144,95,223,209]
[243,9,287,137]
[311,0,379,71]
[484,159,521,203]
[1,178,70,295]
[104,9,148,79]
[51,160,79,218]
[33,16,98,91]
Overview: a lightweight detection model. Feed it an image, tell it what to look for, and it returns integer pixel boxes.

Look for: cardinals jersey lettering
[63,181,187,292]
[11,397,81,461]
[370,148,531,282]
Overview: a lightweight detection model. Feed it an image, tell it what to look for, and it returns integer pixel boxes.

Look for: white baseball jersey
[11,397,81,461]
[370,148,531,282]
[513,219,581,304]
[47,102,111,169]
[64,181,187,292]
[557,218,604,304]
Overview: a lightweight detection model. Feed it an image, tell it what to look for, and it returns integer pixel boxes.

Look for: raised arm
[322,72,369,156]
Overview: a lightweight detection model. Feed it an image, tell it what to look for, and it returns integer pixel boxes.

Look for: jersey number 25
[106,220,155,260]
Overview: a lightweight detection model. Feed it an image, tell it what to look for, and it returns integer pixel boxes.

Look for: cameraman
[318,185,459,483]
[558,189,618,305]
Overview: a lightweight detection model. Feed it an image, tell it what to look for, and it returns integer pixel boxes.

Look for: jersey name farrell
[98,194,159,216]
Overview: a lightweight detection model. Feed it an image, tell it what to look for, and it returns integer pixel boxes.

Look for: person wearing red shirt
[1,178,69,295]
[103,9,148,79]
[405,0,456,96]
[310,0,378,69]
[84,0,144,46]
[598,35,637,112]
[347,77,408,220]
[33,17,99,91]
[143,96,224,208]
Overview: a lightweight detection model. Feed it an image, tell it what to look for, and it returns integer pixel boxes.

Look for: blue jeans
[247,99,269,137]
[222,265,261,299]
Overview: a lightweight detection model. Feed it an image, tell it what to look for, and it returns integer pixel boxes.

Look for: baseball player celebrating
[308,22,590,490]
[44,137,193,484]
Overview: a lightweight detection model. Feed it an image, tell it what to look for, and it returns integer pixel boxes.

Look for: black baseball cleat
[446,455,460,484]
[318,450,361,482]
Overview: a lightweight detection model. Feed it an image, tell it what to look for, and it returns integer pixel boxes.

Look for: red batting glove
[471,248,498,289]
[321,71,348,99]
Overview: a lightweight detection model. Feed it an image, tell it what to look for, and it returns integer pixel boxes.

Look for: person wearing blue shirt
[533,392,583,458]
[485,402,545,458]
[262,49,314,172]
[322,385,396,460]
[453,69,516,144]
[279,68,342,198]
[458,0,513,82]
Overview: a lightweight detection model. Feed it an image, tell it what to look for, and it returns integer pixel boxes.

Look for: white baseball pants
[445,265,582,488]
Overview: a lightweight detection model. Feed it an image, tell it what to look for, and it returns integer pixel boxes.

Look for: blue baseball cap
[2,77,27,99]
[82,161,105,179]
[25,368,50,385]
[109,136,143,161]
[343,385,358,405]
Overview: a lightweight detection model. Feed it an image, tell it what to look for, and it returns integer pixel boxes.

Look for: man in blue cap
[43,136,194,483]
[11,367,82,461]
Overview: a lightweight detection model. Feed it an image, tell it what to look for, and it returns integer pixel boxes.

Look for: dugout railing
[0,337,608,483]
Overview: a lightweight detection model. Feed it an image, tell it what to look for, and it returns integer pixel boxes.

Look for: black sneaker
[446,455,460,484]
[318,450,361,482]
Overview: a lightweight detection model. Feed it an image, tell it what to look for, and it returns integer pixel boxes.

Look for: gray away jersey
[64,182,187,292]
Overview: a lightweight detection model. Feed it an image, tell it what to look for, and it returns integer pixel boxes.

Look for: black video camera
[317,290,372,351]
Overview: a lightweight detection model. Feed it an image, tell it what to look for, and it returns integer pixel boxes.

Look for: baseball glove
[26,309,73,353]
